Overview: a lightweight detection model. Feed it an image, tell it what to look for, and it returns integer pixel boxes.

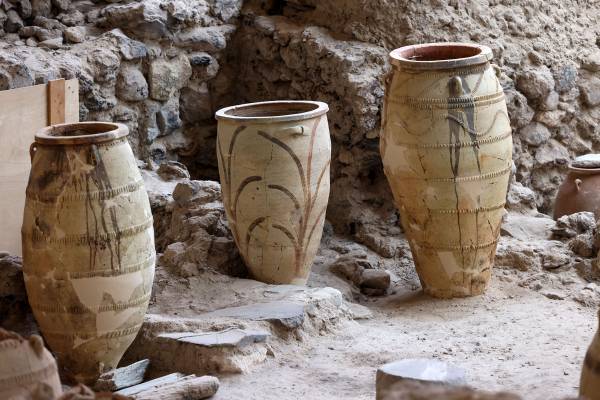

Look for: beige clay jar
[22,122,155,384]
[0,329,62,399]
[381,43,512,298]
[554,155,600,220]
[216,101,331,285]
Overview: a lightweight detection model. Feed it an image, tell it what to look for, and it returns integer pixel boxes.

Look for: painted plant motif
[217,115,330,282]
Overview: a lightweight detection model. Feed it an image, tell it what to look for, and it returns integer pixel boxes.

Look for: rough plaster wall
[2,0,600,255]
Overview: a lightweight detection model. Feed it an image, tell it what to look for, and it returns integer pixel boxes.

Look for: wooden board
[0,79,79,256]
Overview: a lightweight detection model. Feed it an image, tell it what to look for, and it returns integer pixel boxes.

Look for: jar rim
[35,122,128,145]
[215,100,329,123]
[389,42,493,70]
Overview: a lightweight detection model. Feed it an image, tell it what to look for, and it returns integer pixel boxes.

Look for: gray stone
[534,139,569,166]
[64,26,85,43]
[12,0,32,18]
[582,51,600,72]
[572,154,600,169]
[520,122,551,147]
[158,161,190,180]
[554,63,578,93]
[377,358,467,386]
[156,96,182,135]
[504,89,534,128]
[58,10,85,26]
[31,0,51,17]
[552,212,596,239]
[500,214,554,241]
[360,269,391,291]
[106,29,148,60]
[202,301,305,329]
[37,37,62,49]
[116,373,185,396]
[180,84,212,123]
[580,76,600,107]
[189,51,219,80]
[540,91,559,111]
[174,25,235,51]
[0,254,25,298]
[103,2,168,40]
[94,359,150,392]
[51,0,70,12]
[149,54,192,101]
[116,66,148,102]
[159,329,270,348]
[516,66,555,101]
[32,16,66,30]
[5,10,24,34]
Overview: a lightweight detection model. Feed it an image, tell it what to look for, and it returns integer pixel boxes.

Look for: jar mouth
[389,42,493,70]
[35,122,128,145]
[215,101,329,123]
[568,166,600,174]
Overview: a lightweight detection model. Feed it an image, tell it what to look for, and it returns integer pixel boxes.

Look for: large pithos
[22,122,155,383]
[381,43,512,298]
[216,101,331,285]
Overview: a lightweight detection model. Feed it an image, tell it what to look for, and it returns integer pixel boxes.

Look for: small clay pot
[554,155,600,220]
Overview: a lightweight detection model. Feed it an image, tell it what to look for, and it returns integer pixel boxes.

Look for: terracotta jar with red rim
[554,154,600,220]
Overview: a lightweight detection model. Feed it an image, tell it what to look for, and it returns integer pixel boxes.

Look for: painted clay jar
[22,122,155,384]
[381,43,512,298]
[554,154,600,220]
[215,101,331,285]
[0,329,62,399]
[581,309,600,399]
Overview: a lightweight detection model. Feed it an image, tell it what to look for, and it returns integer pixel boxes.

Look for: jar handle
[575,178,582,192]
[280,126,306,136]
[449,76,463,97]
[491,63,502,78]
[29,143,37,162]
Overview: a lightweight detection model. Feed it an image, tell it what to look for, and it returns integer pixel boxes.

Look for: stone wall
[2,0,600,253]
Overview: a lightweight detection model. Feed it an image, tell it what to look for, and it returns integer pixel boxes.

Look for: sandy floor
[214,272,596,399]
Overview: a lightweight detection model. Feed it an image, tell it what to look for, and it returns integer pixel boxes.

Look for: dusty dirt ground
[214,270,594,400]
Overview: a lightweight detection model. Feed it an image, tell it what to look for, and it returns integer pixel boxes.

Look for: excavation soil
[211,271,592,400]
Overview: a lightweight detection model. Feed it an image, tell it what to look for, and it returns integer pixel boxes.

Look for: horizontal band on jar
[0,361,57,389]
[52,254,155,279]
[25,178,145,202]
[387,93,505,109]
[29,292,152,314]
[394,163,512,182]
[392,62,490,76]
[399,202,506,215]
[42,324,143,340]
[411,237,499,251]
[392,130,512,149]
[23,218,153,246]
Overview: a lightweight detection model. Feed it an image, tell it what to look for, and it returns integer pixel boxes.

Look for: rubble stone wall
[2,0,600,249]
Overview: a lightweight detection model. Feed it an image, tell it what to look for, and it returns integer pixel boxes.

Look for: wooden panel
[48,79,66,125]
[0,79,79,256]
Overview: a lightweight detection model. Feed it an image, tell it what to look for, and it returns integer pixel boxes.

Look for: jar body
[554,168,600,220]
[216,101,331,285]
[381,44,512,298]
[22,122,155,384]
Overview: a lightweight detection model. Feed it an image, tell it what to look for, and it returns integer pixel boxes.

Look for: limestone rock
[157,161,190,180]
[377,379,521,400]
[552,212,596,239]
[116,66,149,102]
[505,89,534,128]
[582,51,600,72]
[5,9,24,33]
[173,25,235,51]
[30,0,51,18]
[506,182,537,214]
[580,76,600,107]
[516,66,555,101]
[519,122,551,146]
[102,1,168,40]
[149,54,192,101]
[64,26,85,43]
[500,214,554,241]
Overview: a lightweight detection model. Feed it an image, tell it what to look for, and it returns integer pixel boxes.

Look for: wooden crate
[0,79,79,256]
